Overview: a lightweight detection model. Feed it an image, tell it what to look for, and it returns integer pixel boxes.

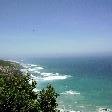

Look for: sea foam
[20,63,71,81]
[43,75,68,81]
[98,108,111,112]
[60,90,80,95]
[41,72,70,81]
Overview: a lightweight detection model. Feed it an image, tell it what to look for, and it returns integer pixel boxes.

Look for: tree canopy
[0,60,59,112]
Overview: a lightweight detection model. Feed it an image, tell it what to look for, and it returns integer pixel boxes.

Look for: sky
[0,0,112,57]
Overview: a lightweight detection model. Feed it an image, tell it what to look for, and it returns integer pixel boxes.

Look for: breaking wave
[98,107,112,112]
[20,63,71,81]
[60,90,80,95]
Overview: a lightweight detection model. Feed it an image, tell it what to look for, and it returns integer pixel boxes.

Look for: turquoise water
[22,57,112,112]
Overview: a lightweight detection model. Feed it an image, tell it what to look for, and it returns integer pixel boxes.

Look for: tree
[0,73,39,112]
[38,84,59,112]
[0,60,59,112]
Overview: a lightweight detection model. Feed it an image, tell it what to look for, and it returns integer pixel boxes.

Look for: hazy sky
[0,0,112,57]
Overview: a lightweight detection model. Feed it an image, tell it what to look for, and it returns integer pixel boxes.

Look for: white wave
[20,63,44,74]
[41,72,53,76]
[31,67,44,71]
[20,63,29,69]
[28,68,41,74]
[30,72,70,81]
[33,88,40,92]
[41,72,59,76]
[20,62,71,81]
[28,68,36,72]
[43,75,68,81]
[27,64,37,67]
[41,72,71,81]
[58,108,80,112]
[35,67,44,70]
[98,108,111,112]
[30,74,41,81]
[21,63,43,69]
[31,74,37,78]
[33,71,41,74]
[60,90,80,95]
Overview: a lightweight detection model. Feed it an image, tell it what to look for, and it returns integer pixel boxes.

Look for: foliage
[0,60,59,112]
[38,84,59,112]
[0,73,39,112]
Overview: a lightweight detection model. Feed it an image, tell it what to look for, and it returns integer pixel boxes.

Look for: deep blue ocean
[20,57,112,112]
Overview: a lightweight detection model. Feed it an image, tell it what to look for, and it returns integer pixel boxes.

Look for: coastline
[0,58,111,112]
[18,59,112,112]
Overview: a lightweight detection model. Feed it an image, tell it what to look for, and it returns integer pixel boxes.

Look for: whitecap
[28,68,36,72]
[20,63,29,69]
[28,64,37,67]
[41,72,71,81]
[41,72,52,76]
[33,71,41,74]
[35,67,44,70]
[58,108,80,112]
[60,90,80,95]
[26,66,43,74]
[43,75,68,81]
[31,74,37,78]
[21,63,43,69]
[20,63,71,81]
[98,108,111,112]
[30,74,40,80]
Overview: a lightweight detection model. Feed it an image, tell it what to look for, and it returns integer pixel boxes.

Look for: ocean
[19,57,112,112]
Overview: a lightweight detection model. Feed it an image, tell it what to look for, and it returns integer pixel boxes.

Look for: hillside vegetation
[0,60,59,112]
